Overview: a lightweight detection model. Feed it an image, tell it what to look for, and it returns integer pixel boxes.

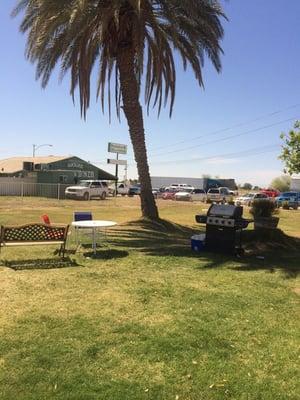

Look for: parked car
[109,183,130,196]
[174,191,192,201]
[168,183,195,191]
[260,188,281,198]
[175,189,206,202]
[206,187,232,203]
[152,188,163,199]
[128,186,141,196]
[65,180,109,200]
[235,192,269,206]
[162,188,177,200]
[275,192,300,209]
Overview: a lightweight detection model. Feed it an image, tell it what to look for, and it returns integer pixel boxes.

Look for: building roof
[0,156,68,174]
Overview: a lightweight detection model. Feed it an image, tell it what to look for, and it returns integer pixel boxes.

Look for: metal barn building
[291,176,300,191]
[150,176,237,191]
[0,155,115,184]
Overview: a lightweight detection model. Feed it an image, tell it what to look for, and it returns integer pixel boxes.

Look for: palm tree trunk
[117,47,159,220]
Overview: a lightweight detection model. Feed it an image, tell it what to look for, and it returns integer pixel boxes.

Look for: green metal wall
[36,156,114,184]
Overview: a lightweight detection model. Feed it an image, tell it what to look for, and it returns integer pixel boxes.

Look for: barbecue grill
[195,204,252,255]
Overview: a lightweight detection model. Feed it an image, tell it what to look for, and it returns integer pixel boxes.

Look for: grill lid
[208,204,242,219]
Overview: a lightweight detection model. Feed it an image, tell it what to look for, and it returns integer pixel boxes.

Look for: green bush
[282,200,290,210]
[227,196,234,206]
[250,199,278,218]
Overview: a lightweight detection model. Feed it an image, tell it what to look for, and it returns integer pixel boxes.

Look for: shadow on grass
[200,252,300,279]
[2,257,81,271]
[228,229,300,279]
[109,219,300,278]
[82,249,129,260]
[110,218,199,258]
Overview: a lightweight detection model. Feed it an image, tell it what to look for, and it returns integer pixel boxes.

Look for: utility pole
[32,143,53,157]
[115,153,119,196]
[124,164,128,183]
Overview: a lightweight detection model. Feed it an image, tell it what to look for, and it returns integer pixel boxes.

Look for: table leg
[93,227,96,254]
[75,227,78,246]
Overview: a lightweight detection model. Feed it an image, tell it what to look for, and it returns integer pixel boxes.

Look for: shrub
[250,199,278,218]
[282,200,290,210]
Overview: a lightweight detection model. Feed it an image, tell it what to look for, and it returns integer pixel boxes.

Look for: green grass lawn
[0,197,299,400]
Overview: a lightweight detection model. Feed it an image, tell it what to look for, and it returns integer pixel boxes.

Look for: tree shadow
[198,251,300,279]
[109,219,300,278]
[82,249,129,260]
[2,257,81,271]
[229,254,299,279]
[109,218,200,258]
[227,229,300,278]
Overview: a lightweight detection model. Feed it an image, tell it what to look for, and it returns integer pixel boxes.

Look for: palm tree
[13,0,226,220]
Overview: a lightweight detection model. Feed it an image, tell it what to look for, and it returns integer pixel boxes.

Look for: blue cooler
[191,234,205,252]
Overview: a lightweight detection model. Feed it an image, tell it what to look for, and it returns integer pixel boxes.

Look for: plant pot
[254,216,279,230]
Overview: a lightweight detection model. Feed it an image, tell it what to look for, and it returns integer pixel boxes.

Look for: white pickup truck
[109,183,130,196]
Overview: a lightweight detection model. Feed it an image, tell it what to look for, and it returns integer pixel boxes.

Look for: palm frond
[13,0,226,119]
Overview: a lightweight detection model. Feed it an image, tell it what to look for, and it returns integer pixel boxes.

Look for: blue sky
[1,0,300,186]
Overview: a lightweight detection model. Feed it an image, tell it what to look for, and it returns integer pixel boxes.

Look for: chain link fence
[0,182,69,199]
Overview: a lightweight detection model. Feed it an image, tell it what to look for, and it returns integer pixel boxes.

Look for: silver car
[175,188,206,202]
[235,192,269,206]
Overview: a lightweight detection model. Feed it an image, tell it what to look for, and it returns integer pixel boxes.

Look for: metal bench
[0,223,69,258]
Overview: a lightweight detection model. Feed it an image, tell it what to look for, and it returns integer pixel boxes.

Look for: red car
[260,188,280,198]
[162,190,176,200]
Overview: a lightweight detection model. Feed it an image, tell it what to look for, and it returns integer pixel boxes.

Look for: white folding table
[71,220,117,254]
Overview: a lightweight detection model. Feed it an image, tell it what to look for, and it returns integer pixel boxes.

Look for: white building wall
[291,177,300,191]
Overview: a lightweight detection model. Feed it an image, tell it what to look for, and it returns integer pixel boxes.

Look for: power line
[148,102,300,152]
[144,144,280,166]
[92,143,281,167]
[91,108,298,166]
[148,116,297,158]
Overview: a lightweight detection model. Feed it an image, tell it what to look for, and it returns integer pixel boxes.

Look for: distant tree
[202,174,212,179]
[270,175,291,192]
[279,121,300,175]
[253,185,260,191]
[242,183,252,190]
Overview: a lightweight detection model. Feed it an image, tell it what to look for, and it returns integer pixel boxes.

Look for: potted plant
[250,199,279,229]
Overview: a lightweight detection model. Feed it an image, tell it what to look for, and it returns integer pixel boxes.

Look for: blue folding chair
[74,211,93,222]
[73,211,93,247]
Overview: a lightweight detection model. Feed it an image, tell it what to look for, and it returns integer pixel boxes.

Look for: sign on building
[108,142,127,154]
